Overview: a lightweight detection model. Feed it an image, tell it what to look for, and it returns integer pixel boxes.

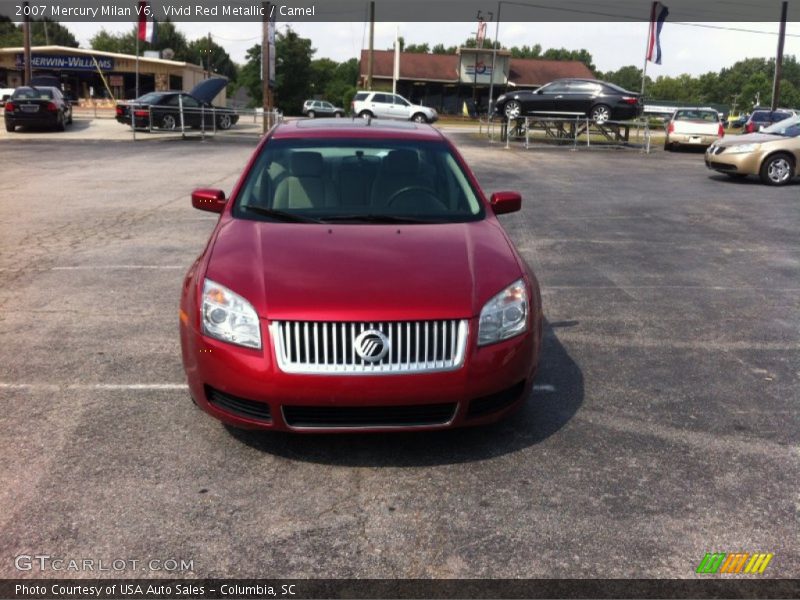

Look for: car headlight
[478,279,529,346]
[202,279,262,349]
[725,143,760,154]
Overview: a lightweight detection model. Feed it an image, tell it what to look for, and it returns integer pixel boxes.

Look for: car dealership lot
[0,134,797,579]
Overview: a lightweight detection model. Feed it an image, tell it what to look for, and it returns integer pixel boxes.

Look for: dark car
[4,86,72,132]
[302,99,345,118]
[115,78,238,131]
[180,120,543,433]
[494,78,643,124]
[744,108,797,133]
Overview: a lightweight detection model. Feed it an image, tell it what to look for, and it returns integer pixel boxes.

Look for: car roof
[271,119,446,141]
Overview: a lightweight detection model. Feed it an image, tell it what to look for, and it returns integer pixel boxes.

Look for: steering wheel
[386,186,445,210]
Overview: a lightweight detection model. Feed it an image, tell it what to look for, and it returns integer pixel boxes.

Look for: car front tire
[412,113,428,123]
[590,104,612,124]
[307,110,316,118]
[759,153,795,186]
[503,100,522,120]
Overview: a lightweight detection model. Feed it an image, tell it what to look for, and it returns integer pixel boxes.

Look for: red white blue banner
[137,1,157,44]
[646,2,669,64]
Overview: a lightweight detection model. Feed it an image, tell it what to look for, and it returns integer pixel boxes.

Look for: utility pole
[487,1,502,116]
[205,32,212,79]
[262,1,272,133]
[770,1,788,111]
[366,1,374,90]
[22,2,32,85]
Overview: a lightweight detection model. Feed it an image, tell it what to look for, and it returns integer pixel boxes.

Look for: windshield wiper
[321,214,444,224]
[241,205,323,223]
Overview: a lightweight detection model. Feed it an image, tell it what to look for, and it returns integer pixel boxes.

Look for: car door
[387,95,412,120]
[525,82,563,114]
[320,101,335,117]
[179,94,203,127]
[564,81,601,114]
[369,93,392,118]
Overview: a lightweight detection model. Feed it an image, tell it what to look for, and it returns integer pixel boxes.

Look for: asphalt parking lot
[0,127,798,581]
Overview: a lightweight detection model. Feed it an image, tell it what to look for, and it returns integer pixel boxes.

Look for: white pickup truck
[664,108,724,151]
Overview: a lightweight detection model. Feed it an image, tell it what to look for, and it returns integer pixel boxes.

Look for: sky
[64,20,800,78]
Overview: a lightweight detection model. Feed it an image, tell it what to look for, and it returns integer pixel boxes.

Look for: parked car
[180,119,543,432]
[302,99,345,118]
[352,91,439,123]
[115,78,238,131]
[743,108,797,133]
[4,86,72,132]
[494,78,643,124]
[729,113,748,128]
[705,113,800,185]
[664,108,724,151]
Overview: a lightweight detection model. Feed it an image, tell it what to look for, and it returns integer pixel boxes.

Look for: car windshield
[674,110,718,122]
[13,87,53,100]
[135,93,164,104]
[234,139,485,224]
[761,114,800,137]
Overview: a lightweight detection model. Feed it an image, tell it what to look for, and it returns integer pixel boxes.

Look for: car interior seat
[273,151,337,209]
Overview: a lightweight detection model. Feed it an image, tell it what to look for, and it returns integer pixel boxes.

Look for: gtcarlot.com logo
[696,552,774,574]
[15,555,194,573]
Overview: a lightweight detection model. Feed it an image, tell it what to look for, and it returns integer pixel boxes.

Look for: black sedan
[116,78,238,131]
[4,86,72,132]
[494,78,643,124]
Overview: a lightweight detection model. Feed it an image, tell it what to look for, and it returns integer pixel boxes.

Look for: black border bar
[2,579,800,599]
[1,0,797,23]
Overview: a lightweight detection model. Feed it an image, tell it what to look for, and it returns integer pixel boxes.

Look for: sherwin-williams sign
[15,54,115,71]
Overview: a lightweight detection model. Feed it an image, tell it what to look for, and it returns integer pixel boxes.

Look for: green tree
[404,43,430,53]
[0,17,78,47]
[237,43,263,107]
[601,65,646,92]
[90,28,137,54]
[541,47,596,73]
[186,37,238,81]
[510,44,542,59]
[274,27,315,113]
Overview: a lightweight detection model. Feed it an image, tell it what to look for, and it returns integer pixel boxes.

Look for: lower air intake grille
[282,403,457,429]
[205,386,272,422]
[467,380,526,419]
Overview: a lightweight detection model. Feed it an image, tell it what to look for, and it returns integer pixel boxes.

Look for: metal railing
[126,99,283,141]
[482,111,652,153]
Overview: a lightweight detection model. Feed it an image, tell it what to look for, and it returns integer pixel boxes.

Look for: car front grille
[282,403,458,429]
[270,320,468,375]
[205,385,272,422]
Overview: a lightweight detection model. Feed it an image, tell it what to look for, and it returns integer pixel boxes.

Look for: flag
[646,2,669,64]
[138,1,157,44]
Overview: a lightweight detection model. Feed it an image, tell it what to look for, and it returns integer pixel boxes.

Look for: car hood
[713,132,793,147]
[205,218,523,321]
[189,77,228,104]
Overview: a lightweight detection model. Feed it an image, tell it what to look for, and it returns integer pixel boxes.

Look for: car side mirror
[192,188,227,213]
[490,191,521,215]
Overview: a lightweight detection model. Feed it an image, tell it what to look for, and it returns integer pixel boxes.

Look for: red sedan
[180,120,543,432]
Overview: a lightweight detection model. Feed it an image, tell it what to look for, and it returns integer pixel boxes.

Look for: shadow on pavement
[227,319,583,466]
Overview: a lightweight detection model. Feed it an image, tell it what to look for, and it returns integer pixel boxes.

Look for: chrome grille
[270,320,469,374]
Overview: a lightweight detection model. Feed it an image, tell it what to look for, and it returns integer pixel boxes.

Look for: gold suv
[705,113,800,186]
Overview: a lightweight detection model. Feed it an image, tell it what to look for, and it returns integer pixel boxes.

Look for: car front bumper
[180,316,542,432]
[704,148,764,175]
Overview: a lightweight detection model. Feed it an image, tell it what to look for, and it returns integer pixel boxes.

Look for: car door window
[393,95,410,106]
[322,102,333,110]
[542,83,569,94]
[372,94,390,104]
